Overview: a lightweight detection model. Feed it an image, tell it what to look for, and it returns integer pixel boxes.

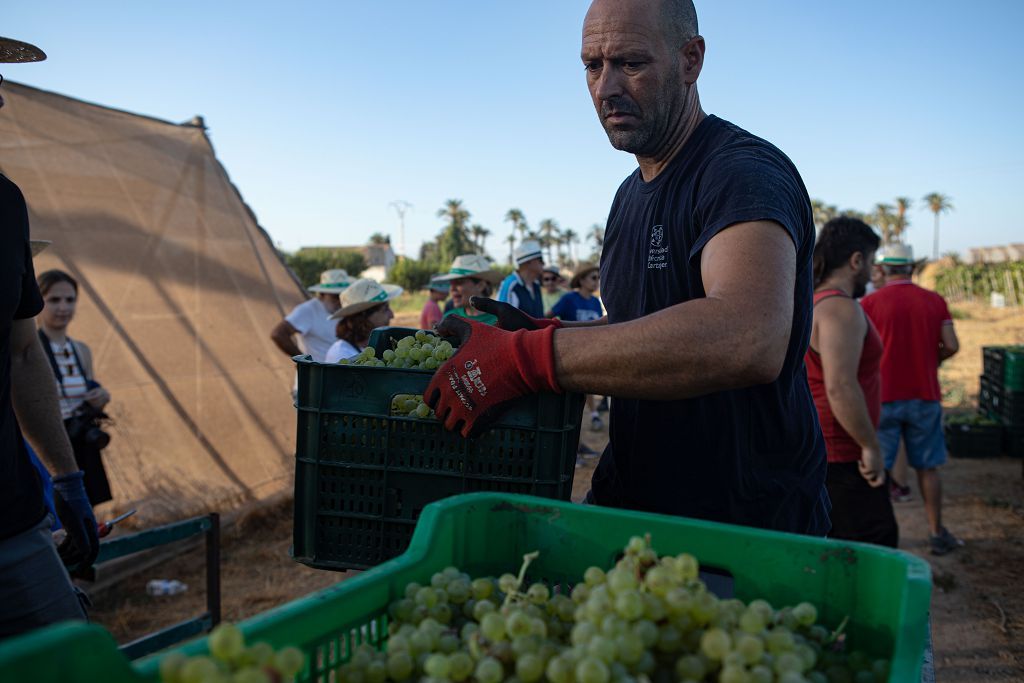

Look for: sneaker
[929,527,964,556]
[890,480,912,503]
[577,443,598,457]
[596,397,610,413]
[590,415,605,432]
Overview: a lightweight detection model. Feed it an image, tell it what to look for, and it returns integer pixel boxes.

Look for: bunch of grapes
[341,538,892,683]
[159,622,305,683]
[392,394,433,419]
[340,331,455,371]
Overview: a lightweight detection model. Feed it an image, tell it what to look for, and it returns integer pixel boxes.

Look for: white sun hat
[877,243,913,265]
[328,278,403,320]
[308,269,354,294]
[433,254,504,284]
[514,240,544,266]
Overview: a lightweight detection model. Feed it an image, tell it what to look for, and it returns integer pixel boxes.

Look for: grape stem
[503,551,540,608]
[826,615,850,647]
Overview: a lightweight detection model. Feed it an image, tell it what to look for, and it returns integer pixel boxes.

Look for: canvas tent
[1,81,306,524]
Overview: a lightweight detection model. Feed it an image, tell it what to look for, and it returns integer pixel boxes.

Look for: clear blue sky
[6,1,1023,261]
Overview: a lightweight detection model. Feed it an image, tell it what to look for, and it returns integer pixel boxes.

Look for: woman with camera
[36,270,112,506]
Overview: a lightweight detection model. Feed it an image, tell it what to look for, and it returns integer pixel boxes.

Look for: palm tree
[538,219,560,263]
[506,233,516,265]
[505,208,528,241]
[810,199,837,231]
[368,232,391,245]
[589,223,605,261]
[470,224,490,254]
[872,203,896,245]
[562,228,579,265]
[894,197,912,242]
[922,192,954,260]
[437,199,472,264]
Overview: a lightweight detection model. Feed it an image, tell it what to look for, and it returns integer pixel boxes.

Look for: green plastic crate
[983,345,1024,392]
[292,327,585,570]
[0,493,932,683]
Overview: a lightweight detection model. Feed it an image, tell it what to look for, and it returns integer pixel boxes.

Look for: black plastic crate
[979,375,1024,427]
[983,346,1024,392]
[983,347,1004,385]
[945,420,1003,459]
[291,327,585,571]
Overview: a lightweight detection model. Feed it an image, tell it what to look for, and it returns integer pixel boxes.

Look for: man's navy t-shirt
[0,174,48,541]
[594,115,829,535]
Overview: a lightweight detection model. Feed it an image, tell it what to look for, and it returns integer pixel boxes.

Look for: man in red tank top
[805,218,897,547]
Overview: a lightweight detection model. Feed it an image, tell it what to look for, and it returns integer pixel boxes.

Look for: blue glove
[52,471,100,571]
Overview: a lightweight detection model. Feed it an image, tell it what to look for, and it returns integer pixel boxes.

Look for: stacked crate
[978,346,1024,458]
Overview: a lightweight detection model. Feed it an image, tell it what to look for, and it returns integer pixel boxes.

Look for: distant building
[965,243,1024,264]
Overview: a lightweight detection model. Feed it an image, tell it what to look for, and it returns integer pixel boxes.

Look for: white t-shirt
[325,339,362,364]
[285,298,337,362]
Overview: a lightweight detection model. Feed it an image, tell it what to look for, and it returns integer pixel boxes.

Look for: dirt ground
[88,305,1024,680]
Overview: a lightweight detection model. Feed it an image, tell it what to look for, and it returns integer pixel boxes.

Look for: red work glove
[424,315,561,437]
[470,297,562,331]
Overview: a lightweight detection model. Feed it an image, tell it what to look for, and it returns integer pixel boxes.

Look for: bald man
[428,0,828,536]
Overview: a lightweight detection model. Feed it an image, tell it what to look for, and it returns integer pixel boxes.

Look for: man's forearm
[553,296,786,399]
[559,316,609,329]
[826,381,879,451]
[11,328,79,476]
[270,325,303,357]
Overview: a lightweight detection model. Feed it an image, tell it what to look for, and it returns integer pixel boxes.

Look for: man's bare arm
[939,322,959,361]
[10,318,79,476]
[270,319,303,357]
[559,316,609,328]
[553,221,795,398]
[816,298,879,450]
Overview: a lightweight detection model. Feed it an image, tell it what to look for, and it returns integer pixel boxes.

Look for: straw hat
[433,254,503,285]
[570,263,600,289]
[514,240,543,266]
[308,269,354,294]
[30,239,51,257]
[0,37,46,64]
[876,243,913,265]
[427,274,450,293]
[328,278,403,320]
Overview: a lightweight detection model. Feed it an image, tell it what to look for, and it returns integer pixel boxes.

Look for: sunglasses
[542,276,558,282]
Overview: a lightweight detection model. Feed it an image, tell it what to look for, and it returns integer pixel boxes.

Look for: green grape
[748,599,773,623]
[546,655,573,683]
[736,632,765,664]
[480,612,507,642]
[387,651,414,680]
[159,651,187,683]
[613,590,644,620]
[382,349,396,362]
[415,586,439,608]
[438,634,460,653]
[526,583,550,604]
[690,591,719,625]
[641,592,667,621]
[515,653,544,683]
[429,603,452,624]
[766,628,795,654]
[423,654,450,679]
[740,607,767,634]
[475,657,504,683]
[794,642,817,670]
[471,578,493,600]
[409,630,433,654]
[749,664,774,683]
[616,631,645,664]
[675,654,705,680]
[404,582,422,599]
[625,536,646,555]
[720,665,752,683]
[675,553,699,580]
[586,635,618,663]
[423,357,439,371]
[774,651,804,675]
[778,672,808,683]
[572,621,598,646]
[642,566,672,595]
[472,599,496,621]
[700,627,731,660]
[507,611,533,638]
[209,623,245,662]
[575,657,610,683]
[606,568,637,595]
[446,578,470,603]
[365,660,387,683]
[572,583,592,604]
[499,573,520,594]
[179,656,219,683]
[459,622,478,642]
[363,347,376,359]
[583,567,606,586]
[447,652,473,682]
[664,587,693,616]
[655,624,683,653]
[631,619,659,648]
[808,624,829,643]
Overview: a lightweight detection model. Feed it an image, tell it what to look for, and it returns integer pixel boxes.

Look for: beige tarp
[1,81,306,524]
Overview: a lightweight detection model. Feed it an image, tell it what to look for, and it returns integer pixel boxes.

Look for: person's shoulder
[699,116,802,179]
[815,293,861,322]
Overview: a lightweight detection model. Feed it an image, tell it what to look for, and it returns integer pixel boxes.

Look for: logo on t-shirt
[648,224,669,270]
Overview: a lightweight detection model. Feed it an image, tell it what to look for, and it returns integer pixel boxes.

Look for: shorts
[825,462,898,548]
[878,400,946,470]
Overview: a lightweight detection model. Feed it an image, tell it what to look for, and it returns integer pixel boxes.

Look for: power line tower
[389,200,413,258]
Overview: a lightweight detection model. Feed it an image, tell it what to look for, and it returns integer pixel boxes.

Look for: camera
[64,382,111,450]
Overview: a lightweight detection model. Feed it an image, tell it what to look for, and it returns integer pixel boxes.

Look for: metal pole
[389,200,413,258]
[206,512,221,626]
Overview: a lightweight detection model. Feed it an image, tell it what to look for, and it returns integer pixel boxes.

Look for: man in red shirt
[862,244,962,555]
[806,218,896,546]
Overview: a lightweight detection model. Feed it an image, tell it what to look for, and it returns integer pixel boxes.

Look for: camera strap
[38,330,91,399]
